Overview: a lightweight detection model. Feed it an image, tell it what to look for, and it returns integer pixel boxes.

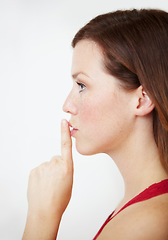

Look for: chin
[75,141,101,156]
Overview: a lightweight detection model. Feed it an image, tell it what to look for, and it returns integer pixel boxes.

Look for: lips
[68,122,78,136]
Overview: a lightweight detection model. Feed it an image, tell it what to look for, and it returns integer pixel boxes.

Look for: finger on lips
[61,119,73,163]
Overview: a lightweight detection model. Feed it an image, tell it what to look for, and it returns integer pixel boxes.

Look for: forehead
[71,40,105,76]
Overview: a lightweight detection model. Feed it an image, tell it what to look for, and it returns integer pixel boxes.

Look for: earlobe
[135,86,155,116]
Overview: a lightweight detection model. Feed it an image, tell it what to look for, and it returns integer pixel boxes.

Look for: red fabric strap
[93,179,168,240]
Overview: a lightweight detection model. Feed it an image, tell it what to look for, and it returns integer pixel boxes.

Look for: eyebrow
[72,72,90,79]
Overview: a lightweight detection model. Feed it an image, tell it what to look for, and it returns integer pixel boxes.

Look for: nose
[62,91,78,115]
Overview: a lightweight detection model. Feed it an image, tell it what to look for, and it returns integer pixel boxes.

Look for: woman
[22,9,168,240]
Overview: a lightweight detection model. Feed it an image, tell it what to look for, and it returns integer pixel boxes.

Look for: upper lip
[69,121,78,130]
[68,122,72,127]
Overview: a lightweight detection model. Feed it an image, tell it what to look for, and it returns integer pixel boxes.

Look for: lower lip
[70,128,78,137]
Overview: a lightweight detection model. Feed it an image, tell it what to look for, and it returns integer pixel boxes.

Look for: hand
[23,119,73,240]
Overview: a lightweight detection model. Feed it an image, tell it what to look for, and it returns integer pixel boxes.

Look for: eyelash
[76,82,86,93]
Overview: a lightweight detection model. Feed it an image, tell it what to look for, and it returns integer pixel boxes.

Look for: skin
[63,40,136,156]
[22,40,168,239]
[22,120,73,240]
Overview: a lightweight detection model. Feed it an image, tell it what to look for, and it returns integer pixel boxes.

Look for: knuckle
[29,162,48,175]
[29,168,37,180]
[62,140,72,148]
[50,155,61,163]
[29,168,35,177]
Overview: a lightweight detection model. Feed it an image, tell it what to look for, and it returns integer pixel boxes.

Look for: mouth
[68,122,78,137]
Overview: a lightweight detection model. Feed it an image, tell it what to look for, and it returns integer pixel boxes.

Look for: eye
[76,82,86,93]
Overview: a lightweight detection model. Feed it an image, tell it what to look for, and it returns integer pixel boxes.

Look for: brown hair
[72,9,168,170]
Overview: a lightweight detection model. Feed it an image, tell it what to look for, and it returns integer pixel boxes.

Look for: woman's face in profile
[63,40,135,156]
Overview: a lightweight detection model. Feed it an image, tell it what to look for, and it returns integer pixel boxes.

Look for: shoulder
[97,194,168,240]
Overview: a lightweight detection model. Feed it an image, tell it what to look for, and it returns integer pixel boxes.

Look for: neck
[108,118,168,206]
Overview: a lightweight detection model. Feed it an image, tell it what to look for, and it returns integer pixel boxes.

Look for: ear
[135,86,155,116]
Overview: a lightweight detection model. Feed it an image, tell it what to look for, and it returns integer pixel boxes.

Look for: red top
[93,179,168,240]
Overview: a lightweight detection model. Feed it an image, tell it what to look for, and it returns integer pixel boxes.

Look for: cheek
[76,94,128,155]
[79,98,103,124]
[79,92,129,141]
[81,91,120,118]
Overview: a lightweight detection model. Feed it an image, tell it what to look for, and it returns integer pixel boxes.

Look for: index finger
[61,119,73,162]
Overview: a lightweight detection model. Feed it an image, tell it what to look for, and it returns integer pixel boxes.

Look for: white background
[0,0,167,239]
